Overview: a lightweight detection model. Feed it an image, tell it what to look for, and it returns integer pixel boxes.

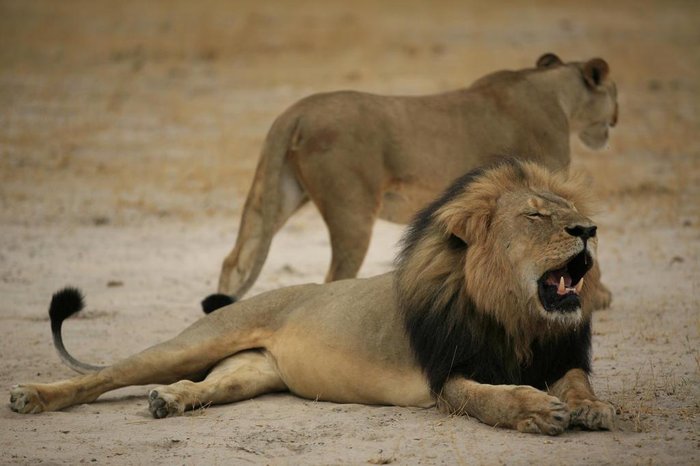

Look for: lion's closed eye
[525,212,548,220]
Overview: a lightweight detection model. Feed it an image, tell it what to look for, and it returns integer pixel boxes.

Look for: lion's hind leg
[439,378,571,435]
[10,309,272,414]
[148,350,286,419]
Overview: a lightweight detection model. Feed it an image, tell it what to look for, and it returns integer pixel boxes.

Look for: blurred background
[1,2,699,463]
[1,0,698,227]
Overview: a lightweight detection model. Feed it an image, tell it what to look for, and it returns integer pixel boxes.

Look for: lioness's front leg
[438,378,570,435]
[297,151,383,283]
[585,262,613,311]
[549,368,615,430]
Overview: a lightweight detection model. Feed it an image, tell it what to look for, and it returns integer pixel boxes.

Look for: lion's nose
[565,225,597,240]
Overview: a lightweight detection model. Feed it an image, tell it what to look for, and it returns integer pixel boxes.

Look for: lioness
[11,160,615,435]
[209,53,618,310]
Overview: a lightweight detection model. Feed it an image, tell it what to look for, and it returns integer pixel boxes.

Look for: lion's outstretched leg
[10,342,224,414]
[438,378,571,436]
[147,350,286,418]
[218,161,308,300]
[548,368,616,430]
[10,312,271,414]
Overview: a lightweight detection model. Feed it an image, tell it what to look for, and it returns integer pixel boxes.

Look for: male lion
[208,53,618,311]
[11,160,615,435]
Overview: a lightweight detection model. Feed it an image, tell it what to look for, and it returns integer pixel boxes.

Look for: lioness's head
[397,160,597,337]
[537,53,618,150]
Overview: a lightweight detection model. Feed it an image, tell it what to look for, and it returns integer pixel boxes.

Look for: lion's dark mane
[395,164,592,395]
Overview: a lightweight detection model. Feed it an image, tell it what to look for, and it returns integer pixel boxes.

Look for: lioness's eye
[526,212,544,220]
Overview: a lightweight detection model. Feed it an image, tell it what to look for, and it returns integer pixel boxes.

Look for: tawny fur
[397,163,599,362]
[215,53,618,304]
[10,161,615,436]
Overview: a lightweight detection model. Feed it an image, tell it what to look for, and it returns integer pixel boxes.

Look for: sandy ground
[1,0,699,464]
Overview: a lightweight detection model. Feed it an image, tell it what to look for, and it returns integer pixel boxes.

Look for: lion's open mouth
[537,249,593,313]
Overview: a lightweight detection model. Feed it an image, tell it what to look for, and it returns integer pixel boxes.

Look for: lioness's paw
[590,283,613,311]
[569,399,616,430]
[510,386,570,436]
[148,389,185,419]
[9,385,45,414]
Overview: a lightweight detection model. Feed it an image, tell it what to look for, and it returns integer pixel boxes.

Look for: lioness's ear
[583,58,610,88]
[536,53,563,68]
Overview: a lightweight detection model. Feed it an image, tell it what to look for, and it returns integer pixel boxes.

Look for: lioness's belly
[266,274,434,408]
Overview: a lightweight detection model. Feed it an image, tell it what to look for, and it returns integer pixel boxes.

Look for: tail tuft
[49,287,85,326]
[201,294,236,314]
[48,287,106,373]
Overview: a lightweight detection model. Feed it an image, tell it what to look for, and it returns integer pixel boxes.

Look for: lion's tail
[49,287,106,374]
[204,111,308,314]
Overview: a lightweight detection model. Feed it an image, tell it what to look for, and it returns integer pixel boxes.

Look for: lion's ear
[444,206,492,247]
[438,187,496,247]
[536,53,563,68]
[583,58,610,88]
[463,210,492,247]
[448,222,469,245]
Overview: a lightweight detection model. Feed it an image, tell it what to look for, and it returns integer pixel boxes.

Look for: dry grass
[610,360,697,433]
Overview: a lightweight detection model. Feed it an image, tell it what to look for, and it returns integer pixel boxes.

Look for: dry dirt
[1,0,698,464]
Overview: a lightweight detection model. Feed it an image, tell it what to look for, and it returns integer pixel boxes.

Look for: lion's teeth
[574,277,584,294]
[557,276,566,295]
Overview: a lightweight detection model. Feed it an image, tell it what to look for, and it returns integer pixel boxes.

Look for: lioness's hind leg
[148,350,285,419]
[217,162,308,301]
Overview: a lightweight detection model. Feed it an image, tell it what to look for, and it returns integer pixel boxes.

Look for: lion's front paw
[569,398,615,430]
[148,389,185,419]
[510,386,570,436]
[9,385,45,414]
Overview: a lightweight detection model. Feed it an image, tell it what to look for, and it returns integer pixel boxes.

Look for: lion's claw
[569,399,616,430]
[508,386,570,436]
[9,385,45,414]
[148,389,184,419]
